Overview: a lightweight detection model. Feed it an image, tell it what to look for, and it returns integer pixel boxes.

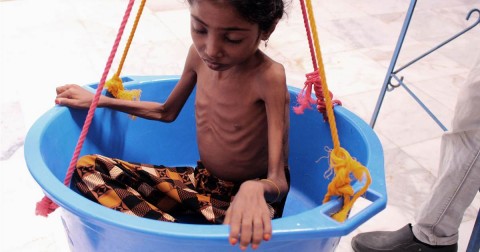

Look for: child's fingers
[251,217,264,249]
[55,85,68,95]
[224,209,238,245]
[262,212,272,241]
[55,84,76,95]
[238,213,253,251]
[223,207,231,225]
[55,97,70,106]
[55,98,62,105]
[55,87,75,100]
[227,211,242,246]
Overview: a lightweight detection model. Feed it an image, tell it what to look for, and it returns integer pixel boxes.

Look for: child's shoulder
[254,53,287,100]
[184,45,203,71]
[258,54,286,85]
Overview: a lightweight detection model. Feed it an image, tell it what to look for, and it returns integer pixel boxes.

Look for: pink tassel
[35,196,59,217]
[293,75,316,114]
[293,93,314,114]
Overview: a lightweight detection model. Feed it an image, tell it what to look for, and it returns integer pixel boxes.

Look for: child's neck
[210,70,231,81]
[211,50,266,80]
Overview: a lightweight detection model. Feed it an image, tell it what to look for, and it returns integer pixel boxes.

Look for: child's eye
[193,28,207,34]
[225,36,242,44]
[191,22,207,35]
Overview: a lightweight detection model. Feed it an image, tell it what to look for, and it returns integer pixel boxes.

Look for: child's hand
[224,180,272,250]
[55,84,95,109]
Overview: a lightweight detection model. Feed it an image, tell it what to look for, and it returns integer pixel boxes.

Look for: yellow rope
[305,0,372,222]
[105,0,146,102]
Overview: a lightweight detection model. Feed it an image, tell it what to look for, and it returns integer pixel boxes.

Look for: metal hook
[387,76,403,91]
[466,8,480,23]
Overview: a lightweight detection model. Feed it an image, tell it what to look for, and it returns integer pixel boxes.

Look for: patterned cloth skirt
[72,154,289,224]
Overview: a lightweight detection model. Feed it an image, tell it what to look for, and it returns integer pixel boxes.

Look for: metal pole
[370,0,417,128]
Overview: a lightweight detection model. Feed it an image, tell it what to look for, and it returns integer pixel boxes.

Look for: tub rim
[24,75,386,241]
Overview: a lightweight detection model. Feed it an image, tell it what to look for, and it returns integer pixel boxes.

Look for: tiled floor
[1,0,479,251]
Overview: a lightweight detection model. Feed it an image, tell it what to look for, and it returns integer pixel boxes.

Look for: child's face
[189,0,265,71]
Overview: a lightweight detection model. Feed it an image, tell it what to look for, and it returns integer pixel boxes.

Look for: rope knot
[106,75,142,101]
[293,70,341,120]
[322,147,372,222]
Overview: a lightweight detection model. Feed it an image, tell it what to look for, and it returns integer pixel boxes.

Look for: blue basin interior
[25,76,386,252]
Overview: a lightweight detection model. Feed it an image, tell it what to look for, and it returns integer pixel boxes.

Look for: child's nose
[205,37,223,58]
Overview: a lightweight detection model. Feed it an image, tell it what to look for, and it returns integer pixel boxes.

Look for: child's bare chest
[195,77,264,122]
[194,79,269,178]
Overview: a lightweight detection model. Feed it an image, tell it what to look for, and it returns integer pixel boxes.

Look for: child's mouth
[203,59,225,70]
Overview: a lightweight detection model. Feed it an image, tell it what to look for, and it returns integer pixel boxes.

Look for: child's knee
[76,154,97,169]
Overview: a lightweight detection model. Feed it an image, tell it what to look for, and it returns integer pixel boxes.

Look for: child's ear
[261,19,280,41]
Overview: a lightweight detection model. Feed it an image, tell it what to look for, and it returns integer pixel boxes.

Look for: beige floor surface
[1,0,479,251]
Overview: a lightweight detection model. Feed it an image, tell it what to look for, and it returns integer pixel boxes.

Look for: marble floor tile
[147,0,187,12]
[401,137,442,176]
[321,15,402,50]
[319,50,389,97]
[407,5,480,42]
[0,102,25,161]
[309,0,372,21]
[383,148,438,217]
[347,0,411,16]
[408,74,465,111]
[370,83,457,144]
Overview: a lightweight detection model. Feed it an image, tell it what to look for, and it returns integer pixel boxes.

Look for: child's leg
[73,156,291,224]
[73,154,197,222]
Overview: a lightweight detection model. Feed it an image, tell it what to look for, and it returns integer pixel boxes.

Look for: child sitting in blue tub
[55,0,289,250]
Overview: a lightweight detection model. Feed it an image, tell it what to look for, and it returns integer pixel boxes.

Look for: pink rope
[36,0,136,217]
[299,0,317,71]
[293,0,341,118]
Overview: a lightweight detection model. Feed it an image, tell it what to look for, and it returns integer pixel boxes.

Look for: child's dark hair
[188,0,286,32]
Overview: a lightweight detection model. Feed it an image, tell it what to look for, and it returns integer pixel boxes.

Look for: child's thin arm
[261,64,290,201]
[55,46,199,122]
[100,46,199,121]
[55,85,173,121]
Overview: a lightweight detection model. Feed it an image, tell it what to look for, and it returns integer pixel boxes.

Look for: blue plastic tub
[25,76,386,252]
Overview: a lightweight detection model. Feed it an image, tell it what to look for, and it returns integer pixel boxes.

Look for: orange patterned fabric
[73,154,289,223]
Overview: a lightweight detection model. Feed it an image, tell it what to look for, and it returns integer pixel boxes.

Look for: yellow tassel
[105,75,141,101]
[105,75,141,120]
[322,147,372,222]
